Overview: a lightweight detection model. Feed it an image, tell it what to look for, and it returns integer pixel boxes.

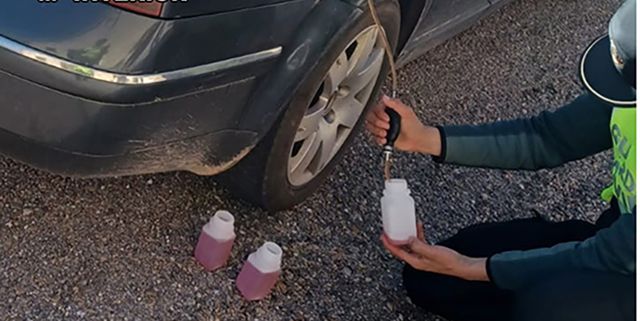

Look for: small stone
[342,267,352,277]
[22,208,33,215]
[146,179,154,185]
[5,221,13,228]
[365,277,372,283]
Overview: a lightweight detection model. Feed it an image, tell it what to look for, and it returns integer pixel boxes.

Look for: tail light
[108,0,164,17]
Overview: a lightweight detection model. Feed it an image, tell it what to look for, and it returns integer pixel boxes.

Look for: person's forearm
[456,257,489,281]
[436,94,612,169]
[414,126,442,156]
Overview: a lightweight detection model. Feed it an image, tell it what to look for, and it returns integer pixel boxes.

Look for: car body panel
[0,0,314,74]
[0,67,255,155]
[0,65,259,177]
[339,0,501,66]
[0,0,362,177]
[413,0,491,36]
[487,0,511,5]
[0,0,513,178]
[0,36,280,104]
[397,0,492,65]
[160,0,302,18]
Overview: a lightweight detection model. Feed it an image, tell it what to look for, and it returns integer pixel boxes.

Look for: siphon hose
[366,0,400,181]
[366,0,398,98]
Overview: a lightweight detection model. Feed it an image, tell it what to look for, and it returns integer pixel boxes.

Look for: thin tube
[366,0,398,98]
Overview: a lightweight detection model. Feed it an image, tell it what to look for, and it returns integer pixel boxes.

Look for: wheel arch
[237,0,363,138]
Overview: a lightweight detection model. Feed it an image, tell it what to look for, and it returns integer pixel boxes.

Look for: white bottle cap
[385,179,409,193]
[248,242,282,273]
[203,210,236,241]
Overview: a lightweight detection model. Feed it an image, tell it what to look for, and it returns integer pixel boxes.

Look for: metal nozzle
[383,147,393,181]
[383,144,393,159]
[383,151,391,163]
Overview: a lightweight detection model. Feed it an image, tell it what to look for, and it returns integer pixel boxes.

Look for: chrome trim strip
[0,35,282,85]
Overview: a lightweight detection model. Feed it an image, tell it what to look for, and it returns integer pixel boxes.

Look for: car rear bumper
[0,36,280,177]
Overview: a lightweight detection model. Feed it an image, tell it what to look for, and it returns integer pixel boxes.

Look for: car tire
[221,0,401,211]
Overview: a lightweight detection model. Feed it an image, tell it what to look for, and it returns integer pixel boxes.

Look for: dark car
[0,0,509,210]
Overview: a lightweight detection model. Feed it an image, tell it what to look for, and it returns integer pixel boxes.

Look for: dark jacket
[437,93,636,290]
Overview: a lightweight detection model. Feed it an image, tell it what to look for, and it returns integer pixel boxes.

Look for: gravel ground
[0,0,619,320]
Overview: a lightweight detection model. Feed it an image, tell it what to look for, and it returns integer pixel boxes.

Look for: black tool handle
[385,107,401,147]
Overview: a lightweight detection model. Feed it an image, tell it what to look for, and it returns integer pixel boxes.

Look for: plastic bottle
[236,242,282,301]
[381,179,417,245]
[194,210,236,271]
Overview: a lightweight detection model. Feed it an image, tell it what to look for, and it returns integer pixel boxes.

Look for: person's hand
[365,95,442,156]
[381,222,489,281]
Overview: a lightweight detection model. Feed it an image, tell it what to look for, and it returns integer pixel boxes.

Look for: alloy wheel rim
[287,26,384,186]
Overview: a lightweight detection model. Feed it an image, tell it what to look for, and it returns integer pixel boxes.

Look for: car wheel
[222,0,401,211]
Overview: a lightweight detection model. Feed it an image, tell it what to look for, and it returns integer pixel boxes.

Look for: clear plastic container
[236,242,282,301]
[381,179,417,245]
[194,211,236,271]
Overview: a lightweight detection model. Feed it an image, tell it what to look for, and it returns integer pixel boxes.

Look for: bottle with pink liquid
[236,242,282,301]
[194,210,236,271]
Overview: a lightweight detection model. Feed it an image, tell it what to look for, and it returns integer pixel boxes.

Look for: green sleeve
[438,93,613,170]
[488,212,636,290]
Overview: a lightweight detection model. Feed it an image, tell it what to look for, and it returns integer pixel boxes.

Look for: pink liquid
[194,232,234,271]
[236,261,280,301]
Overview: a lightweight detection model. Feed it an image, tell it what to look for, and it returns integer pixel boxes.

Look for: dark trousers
[402,205,635,321]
